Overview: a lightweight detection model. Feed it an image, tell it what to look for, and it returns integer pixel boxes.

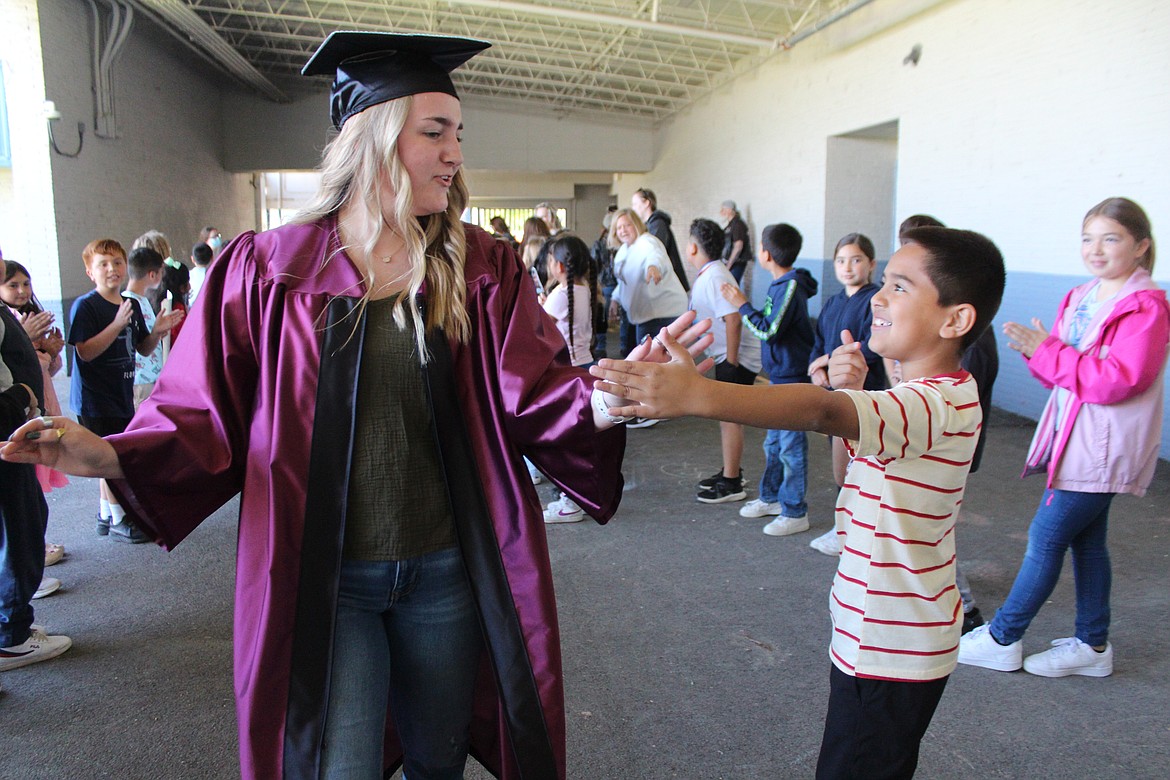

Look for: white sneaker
[0,627,72,672]
[809,529,842,556]
[626,417,660,429]
[739,499,783,518]
[1023,637,1113,678]
[957,624,1022,672]
[763,515,809,537]
[32,576,60,600]
[544,493,585,524]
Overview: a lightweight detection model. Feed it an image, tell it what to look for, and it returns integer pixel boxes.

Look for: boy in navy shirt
[722,224,819,535]
[68,238,181,542]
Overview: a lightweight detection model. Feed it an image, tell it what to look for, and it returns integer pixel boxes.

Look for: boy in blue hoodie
[721,224,818,536]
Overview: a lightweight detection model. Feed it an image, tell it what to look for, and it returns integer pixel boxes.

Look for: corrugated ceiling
[131,0,884,123]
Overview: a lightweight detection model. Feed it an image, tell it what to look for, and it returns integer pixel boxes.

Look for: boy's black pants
[816,664,949,780]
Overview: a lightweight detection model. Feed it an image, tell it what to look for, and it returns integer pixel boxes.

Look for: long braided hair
[545,234,598,364]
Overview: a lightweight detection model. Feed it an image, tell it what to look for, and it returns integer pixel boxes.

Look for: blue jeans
[0,463,48,647]
[989,489,1114,647]
[321,546,483,780]
[597,284,617,356]
[759,428,808,517]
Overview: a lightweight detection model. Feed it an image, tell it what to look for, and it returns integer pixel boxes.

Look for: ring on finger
[40,416,53,428]
[56,428,66,440]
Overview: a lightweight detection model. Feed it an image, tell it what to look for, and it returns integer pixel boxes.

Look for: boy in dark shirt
[68,238,181,542]
[722,224,819,535]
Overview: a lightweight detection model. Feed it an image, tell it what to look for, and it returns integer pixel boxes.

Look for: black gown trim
[283,296,364,779]
[422,321,559,778]
[279,294,556,778]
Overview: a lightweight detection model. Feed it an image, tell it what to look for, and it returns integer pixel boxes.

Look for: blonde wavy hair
[295,96,471,361]
[607,208,647,251]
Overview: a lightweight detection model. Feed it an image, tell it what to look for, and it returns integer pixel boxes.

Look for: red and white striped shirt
[829,372,981,681]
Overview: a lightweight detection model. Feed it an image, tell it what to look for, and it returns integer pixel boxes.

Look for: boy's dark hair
[760,223,802,267]
[191,242,214,267]
[689,218,724,261]
[902,227,1005,350]
[128,246,165,279]
[898,214,944,241]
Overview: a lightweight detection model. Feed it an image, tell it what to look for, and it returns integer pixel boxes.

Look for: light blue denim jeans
[321,546,482,780]
[759,428,808,518]
[989,489,1114,647]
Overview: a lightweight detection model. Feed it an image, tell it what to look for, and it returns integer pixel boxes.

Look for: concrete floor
[2,390,1169,779]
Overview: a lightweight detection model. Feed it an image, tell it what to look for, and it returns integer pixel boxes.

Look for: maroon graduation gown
[107,218,626,779]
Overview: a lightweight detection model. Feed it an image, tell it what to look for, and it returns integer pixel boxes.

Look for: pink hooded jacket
[1022,268,1170,496]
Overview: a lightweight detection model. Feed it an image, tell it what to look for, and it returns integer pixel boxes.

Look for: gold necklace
[379,221,404,264]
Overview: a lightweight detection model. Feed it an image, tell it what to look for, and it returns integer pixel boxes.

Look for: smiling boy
[69,239,180,543]
[592,227,1006,779]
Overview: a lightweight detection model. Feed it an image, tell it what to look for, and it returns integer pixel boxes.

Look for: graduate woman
[4,32,711,780]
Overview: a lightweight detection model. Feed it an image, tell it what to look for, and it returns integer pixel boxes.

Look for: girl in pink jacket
[959,197,1169,678]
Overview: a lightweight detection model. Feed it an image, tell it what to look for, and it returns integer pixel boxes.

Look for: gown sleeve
[461,232,626,521]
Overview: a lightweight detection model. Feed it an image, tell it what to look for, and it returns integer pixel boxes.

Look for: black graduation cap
[302,31,492,130]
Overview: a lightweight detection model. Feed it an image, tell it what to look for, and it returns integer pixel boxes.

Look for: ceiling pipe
[85,0,135,139]
[128,0,288,101]
[780,0,883,49]
[449,0,778,49]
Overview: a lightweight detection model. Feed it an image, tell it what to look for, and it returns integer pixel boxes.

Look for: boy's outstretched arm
[591,329,860,439]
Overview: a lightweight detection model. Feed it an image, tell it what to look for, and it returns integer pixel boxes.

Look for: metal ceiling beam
[191,6,754,67]
[447,0,778,49]
[130,0,288,100]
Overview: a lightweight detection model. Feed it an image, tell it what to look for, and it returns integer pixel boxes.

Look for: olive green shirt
[343,297,456,561]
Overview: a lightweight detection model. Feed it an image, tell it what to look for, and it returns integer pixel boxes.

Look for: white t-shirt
[543,282,594,366]
[189,265,208,304]
[122,290,161,385]
[688,260,761,373]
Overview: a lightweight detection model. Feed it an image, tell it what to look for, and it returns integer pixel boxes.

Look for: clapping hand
[1003,319,1047,358]
[19,310,54,341]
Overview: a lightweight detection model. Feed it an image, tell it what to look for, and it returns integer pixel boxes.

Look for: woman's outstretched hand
[622,309,715,367]
[592,325,712,420]
[1,416,124,479]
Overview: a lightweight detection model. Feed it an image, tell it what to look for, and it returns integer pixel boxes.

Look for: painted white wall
[629,0,1170,454]
[630,0,1170,276]
[1,0,61,318]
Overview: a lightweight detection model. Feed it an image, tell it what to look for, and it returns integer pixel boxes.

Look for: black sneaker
[696,476,747,504]
[96,515,110,536]
[108,519,152,544]
[697,468,743,490]
[962,608,985,635]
